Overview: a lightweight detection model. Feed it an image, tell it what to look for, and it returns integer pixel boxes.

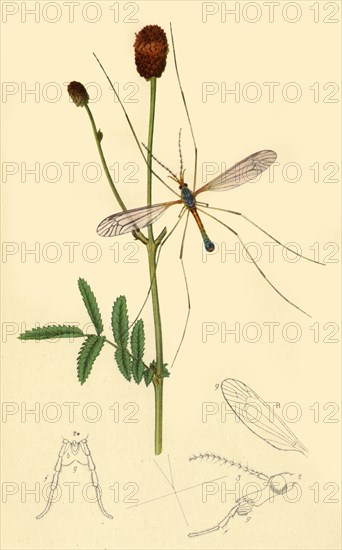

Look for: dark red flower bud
[134,25,168,80]
[67,81,89,107]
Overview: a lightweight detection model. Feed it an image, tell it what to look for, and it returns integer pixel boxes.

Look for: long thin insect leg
[110,207,185,354]
[110,210,187,370]
[158,208,187,254]
[111,206,190,370]
[198,208,311,317]
[188,524,220,537]
[170,24,198,192]
[203,205,325,265]
[180,210,190,260]
[188,503,240,537]
[169,211,191,367]
[36,439,69,519]
[93,53,179,199]
[170,256,191,368]
[80,439,113,519]
[125,208,187,337]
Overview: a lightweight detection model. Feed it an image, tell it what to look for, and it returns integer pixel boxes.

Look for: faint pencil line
[126,475,228,509]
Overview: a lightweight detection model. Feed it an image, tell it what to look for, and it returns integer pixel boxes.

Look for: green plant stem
[147,78,157,209]
[84,103,148,245]
[85,104,126,211]
[86,77,165,454]
[148,241,164,454]
[146,77,164,455]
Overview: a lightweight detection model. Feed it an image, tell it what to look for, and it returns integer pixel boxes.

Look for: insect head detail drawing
[36,437,113,520]
[188,453,298,537]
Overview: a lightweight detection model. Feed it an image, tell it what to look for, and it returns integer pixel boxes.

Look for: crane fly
[93,27,324,373]
[97,144,323,319]
[94,23,323,329]
[97,149,276,251]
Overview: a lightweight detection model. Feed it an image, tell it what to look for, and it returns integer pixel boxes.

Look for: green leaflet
[77,335,105,385]
[144,368,154,387]
[143,361,169,387]
[112,295,129,349]
[114,348,132,381]
[149,360,169,378]
[162,364,170,378]
[131,320,145,384]
[19,325,85,340]
[132,357,145,384]
[78,278,103,335]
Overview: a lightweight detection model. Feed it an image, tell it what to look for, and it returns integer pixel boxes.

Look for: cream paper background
[1,1,341,549]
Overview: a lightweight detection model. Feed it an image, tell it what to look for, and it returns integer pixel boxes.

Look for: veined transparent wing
[221,378,308,455]
[97,200,181,237]
[196,150,277,194]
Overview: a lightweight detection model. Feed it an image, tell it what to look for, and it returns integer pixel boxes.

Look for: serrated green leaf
[112,295,129,349]
[132,359,145,384]
[144,368,154,387]
[162,365,170,378]
[131,320,145,359]
[78,278,103,335]
[114,348,132,381]
[19,325,85,340]
[131,320,145,384]
[77,335,105,385]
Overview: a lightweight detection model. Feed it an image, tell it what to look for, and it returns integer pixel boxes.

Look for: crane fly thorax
[180,184,196,209]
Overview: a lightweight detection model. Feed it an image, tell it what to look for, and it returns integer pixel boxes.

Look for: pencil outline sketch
[188,452,298,537]
[36,436,113,519]
[221,378,308,455]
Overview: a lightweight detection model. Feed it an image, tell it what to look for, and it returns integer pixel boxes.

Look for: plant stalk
[86,76,165,453]
[146,77,164,455]
[85,104,126,211]
[85,103,148,245]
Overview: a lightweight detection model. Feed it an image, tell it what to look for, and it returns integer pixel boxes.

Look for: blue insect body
[180,184,215,252]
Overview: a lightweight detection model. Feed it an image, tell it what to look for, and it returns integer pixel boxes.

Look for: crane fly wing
[196,150,277,194]
[97,201,180,237]
[221,378,308,455]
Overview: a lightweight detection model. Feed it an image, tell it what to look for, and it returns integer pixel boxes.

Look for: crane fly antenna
[93,52,179,198]
[142,143,179,182]
[178,128,184,174]
[198,208,311,317]
[170,23,198,191]
[204,205,325,266]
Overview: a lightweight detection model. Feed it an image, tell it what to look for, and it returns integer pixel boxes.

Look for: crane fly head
[168,168,187,189]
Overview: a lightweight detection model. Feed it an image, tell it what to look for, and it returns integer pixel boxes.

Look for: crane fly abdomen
[180,185,215,252]
[190,208,215,252]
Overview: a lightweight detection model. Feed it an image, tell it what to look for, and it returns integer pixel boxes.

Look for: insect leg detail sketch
[188,453,297,537]
[36,438,113,519]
